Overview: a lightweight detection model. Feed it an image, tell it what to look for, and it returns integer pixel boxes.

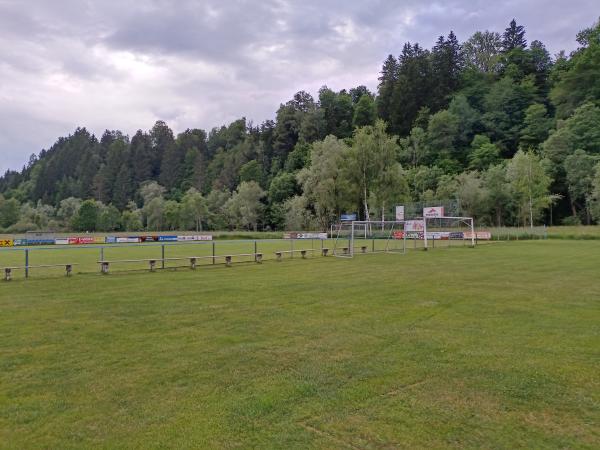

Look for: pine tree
[430,31,464,111]
[389,43,432,135]
[502,19,527,51]
[130,130,153,185]
[376,55,398,123]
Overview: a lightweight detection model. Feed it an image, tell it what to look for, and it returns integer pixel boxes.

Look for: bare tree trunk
[363,184,369,222]
[570,196,577,218]
[529,193,534,228]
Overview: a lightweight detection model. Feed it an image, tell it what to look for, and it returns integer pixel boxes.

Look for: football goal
[332,221,406,258]
[420,215,475,249]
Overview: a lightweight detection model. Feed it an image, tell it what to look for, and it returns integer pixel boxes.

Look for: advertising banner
[26,239,55,246]
[393,231,404,240]
[449,232,464,240]
[105,236,117,244]
[72,237,95,245]
[405,220,425,232]
[428,231,450,240]
[395,206,405,221]
[117,237,140,243]
[13,239,27,246]
[93,236,105,244]
[284,232,328,240]
[55,238,70,245]
[158,235,178,242]
[140,236,159,242]
[0,239,13,247]
[463,231,491,240]
[340,213,357,221]
[177,235,213,241]
[423,206,445,218]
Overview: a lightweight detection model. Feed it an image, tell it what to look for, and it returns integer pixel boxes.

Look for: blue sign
[158,235,178,242]
[25,239,55,246]
[340,213,357,221]
[105,236,117,243]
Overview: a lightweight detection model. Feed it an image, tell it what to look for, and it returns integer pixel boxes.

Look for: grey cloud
[0,0,597,173]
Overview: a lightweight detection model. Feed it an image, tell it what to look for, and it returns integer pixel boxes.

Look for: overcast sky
[0,0,596,173]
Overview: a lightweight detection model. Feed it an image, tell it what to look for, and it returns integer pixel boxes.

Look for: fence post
[161,245,165,269]
[25,249,29,278]
[212,241,216,264]
[254,240,257,262]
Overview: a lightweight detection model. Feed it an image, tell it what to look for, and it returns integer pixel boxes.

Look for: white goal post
[332,220,406,258]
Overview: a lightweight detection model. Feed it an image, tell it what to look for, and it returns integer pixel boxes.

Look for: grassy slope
[0,241,598,449]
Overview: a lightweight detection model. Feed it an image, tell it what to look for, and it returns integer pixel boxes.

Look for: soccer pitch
[1,241,598,448]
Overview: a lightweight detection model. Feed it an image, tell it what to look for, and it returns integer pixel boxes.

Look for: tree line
[1,18,600,232]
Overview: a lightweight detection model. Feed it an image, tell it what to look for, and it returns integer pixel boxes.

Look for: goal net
[332,221,406,258]
[418,216,476,249]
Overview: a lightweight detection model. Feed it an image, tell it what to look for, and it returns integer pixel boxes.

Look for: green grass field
[1,241,599,448]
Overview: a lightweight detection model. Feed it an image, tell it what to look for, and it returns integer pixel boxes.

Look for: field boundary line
[298,421,363,450]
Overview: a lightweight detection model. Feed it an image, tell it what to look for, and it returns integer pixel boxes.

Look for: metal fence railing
[0,239,332,280]
[0,233,494,281]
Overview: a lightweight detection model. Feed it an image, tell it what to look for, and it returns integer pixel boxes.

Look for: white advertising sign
[177,235,213,241]
[405,220,425,232]
[117,237,140,243]
[395,205,405,221]
[423,206,445,218]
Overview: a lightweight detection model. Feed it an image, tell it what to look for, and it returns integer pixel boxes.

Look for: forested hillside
[1,19,600,232]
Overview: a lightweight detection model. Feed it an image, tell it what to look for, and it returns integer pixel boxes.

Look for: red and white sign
[423,206,445,218]
[68,237,95,245]
[405,220,425,232]
[395,205,405,221]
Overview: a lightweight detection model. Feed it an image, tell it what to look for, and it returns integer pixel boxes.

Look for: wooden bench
[331,247,350,256]
[275,249,315,261]
[3,264,78,280]
[322,248,329,256]
[223,253,263,266]
[187,253,263,267]
[361,245,368,253]
[98,253,264,273]
[3,267,18,281]
[98,259,159,274]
